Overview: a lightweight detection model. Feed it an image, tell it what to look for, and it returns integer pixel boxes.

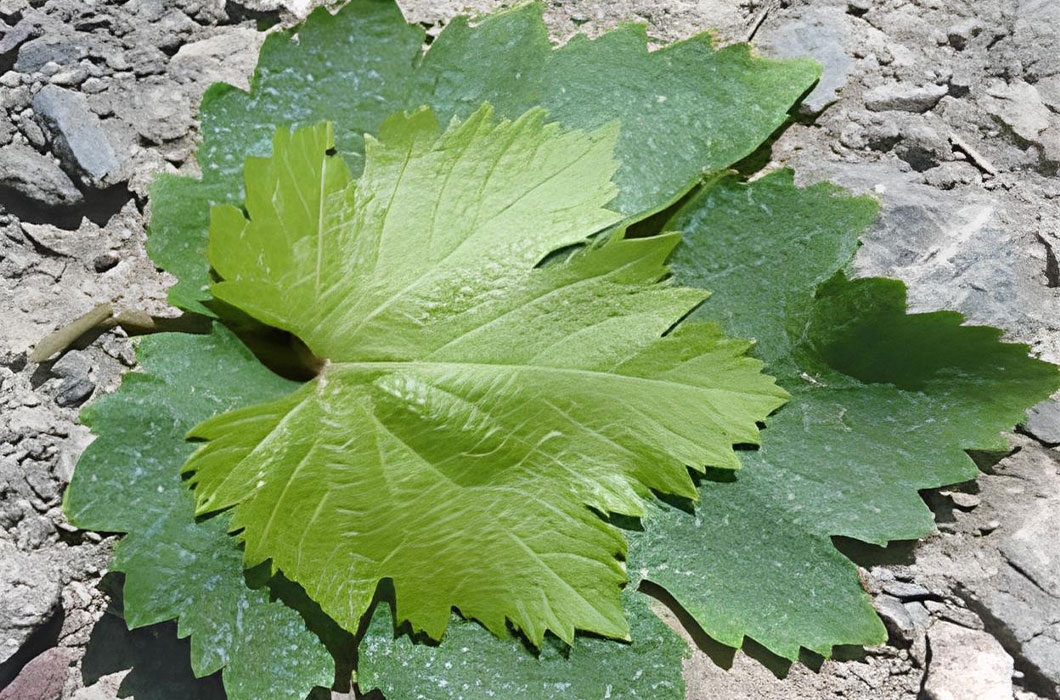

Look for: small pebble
[92,252,120,272]
[949,492,981,509]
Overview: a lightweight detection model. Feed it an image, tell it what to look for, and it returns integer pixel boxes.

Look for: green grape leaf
[148,0,819,314]
[180,107,787,646]
[359,588,688,700]
[63,327,334,700]
[626,170,1060,660]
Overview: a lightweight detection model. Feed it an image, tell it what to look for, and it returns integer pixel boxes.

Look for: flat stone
[757,7,854,116]
[111,83,194,144]
[0,541,61,666]
[924,622,1013,700]
[806,162,1060,361]
[168,26,264,93]
[32,85,123,189]
[1000,491,1060,597]
[49,349,91,380]
[1024,398,1060,444]
[949,491,981,509]
[963,444,1060,687]
[14,35,87,73]
[0,143,83,208]
[0,647,76,700]
[864,82,948,112]
[980,79,1052,144]
[882,581,931,600]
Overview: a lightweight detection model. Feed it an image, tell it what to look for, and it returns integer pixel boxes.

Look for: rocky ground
[0,0,1058,699]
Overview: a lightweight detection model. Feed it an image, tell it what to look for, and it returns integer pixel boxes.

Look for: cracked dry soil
[2,0,1060,699]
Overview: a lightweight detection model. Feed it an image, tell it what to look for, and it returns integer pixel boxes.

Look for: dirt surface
[1,0,1059,699]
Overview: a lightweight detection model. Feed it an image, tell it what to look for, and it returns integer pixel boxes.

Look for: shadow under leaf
[81,609,225,700]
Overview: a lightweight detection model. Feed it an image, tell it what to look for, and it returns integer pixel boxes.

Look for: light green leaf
[359,588,688,700]
[181,107,786,646]
[148,0,819,313]
[627,170,1060,660]
[64,327,334,700]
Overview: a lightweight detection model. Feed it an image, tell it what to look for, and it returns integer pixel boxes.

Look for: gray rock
[49,349,90,380]
[13,35,87,73]
[1000,489,1060,598]
[804,162,1060,362]
[153,10,197,53]
[237,0,314,17]
[0,17,39,57]
[168,26,264,93]
[980,79,1052,144]
[37,60,60,77]
[55,376,94,407]
[865,117,900,151]
[127,0,166,22]
[125,43,167,76]
[104,51,128,72]
[0,120,12,148]
[1039,75,1060,112]
[0,541,61,666]
[81,77,108,95]
[882,581,931,600]
[1024,634,1060,690]
[48,65,88,87]
[1024,398,1060,443]
[960,443,1060,687]
[1041,126,1060,166]
[924,622,1013,700]
[1014,0,1060,82]
[31,85,123,189]
[0,143,83,208]
[865,82,948,112]
[18,109,46,149]
[2,85,31,113]
[874,594,919,643]
[111,82,194,144]
[0,647,76,700]
[756,8,854,116]
[922,161,981,190]
[905,600,930,636]
[896,124,948,171]
[925,602,984,630]
[946,18,982,50]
